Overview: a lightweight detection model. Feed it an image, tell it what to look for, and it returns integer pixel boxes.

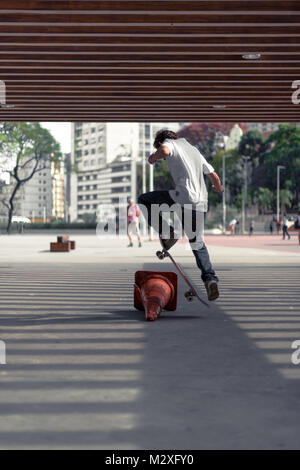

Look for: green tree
[237,130,270,194]
[280,188,293,213]
[178,122,248,160]
[255,187,273,214]
[0,122,62,233]
[81,212,97,225]
[211,148,244,207]
[265,125,300,210]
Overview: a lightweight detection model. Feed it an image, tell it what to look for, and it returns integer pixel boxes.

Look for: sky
[41,122,71,154]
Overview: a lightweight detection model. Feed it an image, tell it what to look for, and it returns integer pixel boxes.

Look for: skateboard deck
[156,242,209,308]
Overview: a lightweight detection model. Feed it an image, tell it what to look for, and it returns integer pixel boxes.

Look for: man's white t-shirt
[162,137,214,212]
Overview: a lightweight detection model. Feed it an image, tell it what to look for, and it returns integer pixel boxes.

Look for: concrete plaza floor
[0,232,300,449]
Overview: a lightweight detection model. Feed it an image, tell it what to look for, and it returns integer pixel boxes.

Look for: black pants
[138,190,218,283]
[282,225,291,240]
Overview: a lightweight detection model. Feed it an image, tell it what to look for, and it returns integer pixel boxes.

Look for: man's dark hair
[153,129,178,149]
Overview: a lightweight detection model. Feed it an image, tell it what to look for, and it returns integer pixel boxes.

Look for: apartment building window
[112,164,130,173]
[145,124,150,139]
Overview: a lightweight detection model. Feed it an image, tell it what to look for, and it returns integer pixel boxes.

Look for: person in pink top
[127,199,142,247]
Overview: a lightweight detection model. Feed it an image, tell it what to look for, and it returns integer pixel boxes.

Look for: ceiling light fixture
[0,103,15,109]
[242,53,261,60]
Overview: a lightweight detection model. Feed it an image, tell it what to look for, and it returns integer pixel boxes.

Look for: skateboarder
[138,129,224,301]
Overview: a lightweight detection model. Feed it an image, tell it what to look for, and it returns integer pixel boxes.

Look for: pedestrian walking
[127,199,142,247]
[229,218,237,235]
[249,220,255,236]
[276,219,281,235]
[282,213,291,240]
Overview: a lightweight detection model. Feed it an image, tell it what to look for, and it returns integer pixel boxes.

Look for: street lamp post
[216,132,228,234]
[149,123,154,240]
[241,156,251,234]
[222,153,226,233]
[277,165,285,222]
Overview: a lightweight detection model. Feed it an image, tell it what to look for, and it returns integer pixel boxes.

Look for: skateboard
[156,240,209,308]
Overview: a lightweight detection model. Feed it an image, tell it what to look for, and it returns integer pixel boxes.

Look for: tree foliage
[177,122,248,160]
[0,122,62,232]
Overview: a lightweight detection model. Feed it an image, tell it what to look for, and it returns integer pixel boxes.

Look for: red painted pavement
[203,234,300,253]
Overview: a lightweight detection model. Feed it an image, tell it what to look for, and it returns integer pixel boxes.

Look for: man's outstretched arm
[148,145,170,164]
[206,172,224,193]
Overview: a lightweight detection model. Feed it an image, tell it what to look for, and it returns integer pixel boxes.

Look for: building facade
[51,160,65,220]
[0,164,53,222]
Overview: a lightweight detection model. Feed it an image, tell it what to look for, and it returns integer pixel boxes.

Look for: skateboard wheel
[184,290,194,302]
[156,250,165,260]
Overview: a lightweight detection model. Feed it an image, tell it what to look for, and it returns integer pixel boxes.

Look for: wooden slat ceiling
[0,0,300,122]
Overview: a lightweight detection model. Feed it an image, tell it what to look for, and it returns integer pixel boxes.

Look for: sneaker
[205,281,219,301]
[139,242,142,247]
[160,227,178,251]
[127,242,133,247]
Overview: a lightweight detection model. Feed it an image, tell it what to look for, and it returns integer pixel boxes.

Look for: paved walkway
[0,233,300,449]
